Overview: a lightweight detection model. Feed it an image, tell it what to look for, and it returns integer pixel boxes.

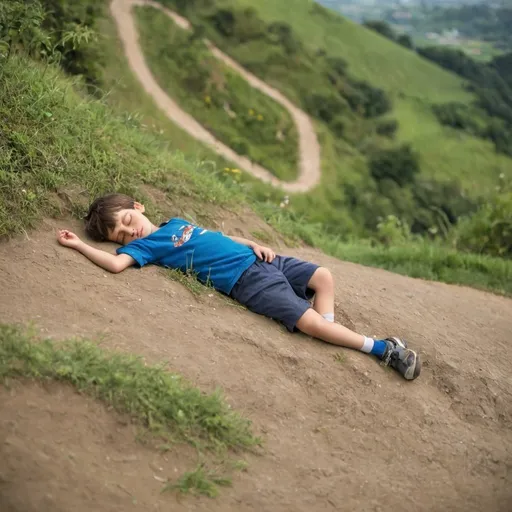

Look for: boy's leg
[296,308,364,349]
[306,267,334,317]
[271,257,335,320]
[296,309,421,380]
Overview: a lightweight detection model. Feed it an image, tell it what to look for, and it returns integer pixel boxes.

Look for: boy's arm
[57,230,135,273]
[226,235,257,248]
[226,235,276,263]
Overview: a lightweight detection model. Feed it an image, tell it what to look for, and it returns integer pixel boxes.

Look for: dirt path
[1,217,512,511]
[109,0,321,193]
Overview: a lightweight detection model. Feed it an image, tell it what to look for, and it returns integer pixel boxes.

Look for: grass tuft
[163,463,232,498]
[0,323,260,496]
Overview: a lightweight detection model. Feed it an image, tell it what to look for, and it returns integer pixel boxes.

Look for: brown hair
[84,193,135,241]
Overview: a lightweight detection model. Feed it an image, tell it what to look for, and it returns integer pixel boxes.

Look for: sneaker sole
[404,351,421,380]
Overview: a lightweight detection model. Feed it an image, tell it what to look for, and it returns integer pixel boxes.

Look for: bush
[267,21,301,54]
[343,80,391,118]
[397,34,413,49]
[485,120,512,157]
[363,20,396,41]
[0,0,105,92]
[369,144,420,187]
[40,0,105,90]
[208,8,236,37]
[432,102,480,133]
[304,91,347,123]
[455,192,512,258]
[376,214,412,246]
[376,119,398,138]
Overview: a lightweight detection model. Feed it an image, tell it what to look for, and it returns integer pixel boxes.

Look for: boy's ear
[133,202,145,213]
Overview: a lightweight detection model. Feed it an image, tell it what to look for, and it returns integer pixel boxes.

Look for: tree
[369,145,420,187]
[363,20,396,41]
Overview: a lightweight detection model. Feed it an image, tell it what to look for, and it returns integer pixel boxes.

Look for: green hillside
[1,0,511,295]
[135,5,299,181]
[179,0,510,187]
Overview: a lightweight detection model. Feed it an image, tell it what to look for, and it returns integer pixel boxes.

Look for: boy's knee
[309,267,333,291]
[296,308,324,335]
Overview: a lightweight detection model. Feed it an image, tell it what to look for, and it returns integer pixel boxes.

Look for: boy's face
[108,202,155,245]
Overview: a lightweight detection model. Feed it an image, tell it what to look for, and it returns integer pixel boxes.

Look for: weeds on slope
[2,54,512,296]
[135,5,299,181]
[0,56,245,237]
[0,324,260,496]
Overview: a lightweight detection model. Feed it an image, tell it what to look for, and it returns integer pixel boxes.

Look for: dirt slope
[1,217,512,512]
[110,0,321,193]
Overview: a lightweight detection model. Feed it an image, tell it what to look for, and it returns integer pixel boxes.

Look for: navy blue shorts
[230,256,319,332]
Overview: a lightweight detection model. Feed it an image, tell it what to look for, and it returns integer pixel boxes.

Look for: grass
[0,54,246,237]
[0,323,259,495]
[323,239,512,296]
[164,268,209,297]
[2,48,511,296]
[134,5,299,181]
[164,463,232,498]
[177,0,511,193]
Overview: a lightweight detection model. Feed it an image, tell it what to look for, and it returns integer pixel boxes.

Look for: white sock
[361,336,374,354]
[322,312,334,323]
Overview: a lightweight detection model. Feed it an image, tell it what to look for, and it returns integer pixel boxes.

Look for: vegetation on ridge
[135,5,299,181]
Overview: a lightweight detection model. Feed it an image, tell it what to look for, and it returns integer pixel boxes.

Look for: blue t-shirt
[116,218,256,294]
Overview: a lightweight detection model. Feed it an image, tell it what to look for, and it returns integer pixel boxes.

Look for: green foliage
[432,102,480,133]
[419,45,512,156]
[343,79,392,118]
[492,52,512,87]
[369,144,420,187]
[418,45,512,125]
[164,463,232,497]
[485,120,512,157]
[376,214,412,246]
[135,6,298,181]
[363,20,413,49]
[2,0,511,295]
[417,3,512,51]
[0,55,244,237]
[455,191,512,258]
[375,119,398,138]
[0,0,105,91]
[397,34,413,50]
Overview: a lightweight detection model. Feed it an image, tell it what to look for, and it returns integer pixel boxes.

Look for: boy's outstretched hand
[253,244,276,263]
[57,229,82,249]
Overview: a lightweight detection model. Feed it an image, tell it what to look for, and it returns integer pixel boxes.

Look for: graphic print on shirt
[171,225,208,248]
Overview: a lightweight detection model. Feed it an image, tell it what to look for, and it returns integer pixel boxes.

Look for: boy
[57,193,421,380]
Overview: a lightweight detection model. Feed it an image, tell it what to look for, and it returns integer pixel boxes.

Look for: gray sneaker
[382,337,421,380]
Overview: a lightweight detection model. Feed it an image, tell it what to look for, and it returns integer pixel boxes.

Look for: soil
[109,0,321,193]
[1,216,512,511]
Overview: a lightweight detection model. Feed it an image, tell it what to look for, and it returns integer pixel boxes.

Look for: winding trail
[110,0,321,193]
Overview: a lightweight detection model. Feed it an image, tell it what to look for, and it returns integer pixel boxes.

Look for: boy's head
[85,193,154,245]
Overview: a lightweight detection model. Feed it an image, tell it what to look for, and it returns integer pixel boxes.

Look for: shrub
[432,102,480,133]
[397,34,413,49]
[485,120,512,157]
[208,8,236,37]
[369,144,420,186]
[267,21,301,54]
[376,119,398,138]
[455,192,512,258]
[363,20,396,41]
[304,91,347,123]
[343,80,391,118]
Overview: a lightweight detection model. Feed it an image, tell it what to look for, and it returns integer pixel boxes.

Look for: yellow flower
[231,168,241,174]
[257,114,264,121]
[248,109,255,116]
[204,95,211,104]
